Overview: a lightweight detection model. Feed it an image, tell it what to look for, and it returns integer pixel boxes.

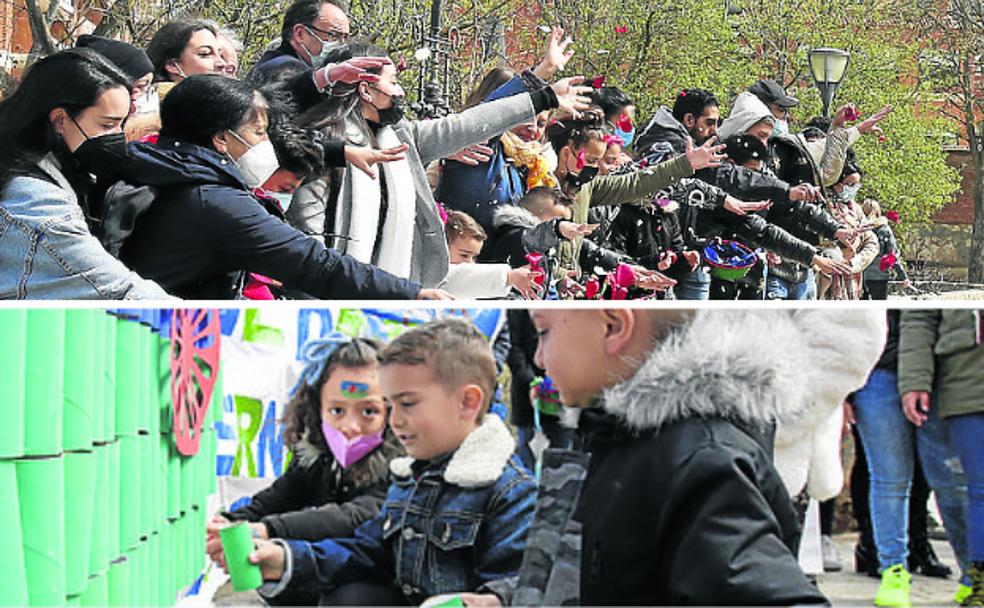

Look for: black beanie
[76,35,154,81]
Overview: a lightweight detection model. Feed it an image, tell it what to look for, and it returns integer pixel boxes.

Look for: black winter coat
[223,434,402,541]
[114,139,420,299]
[608,204,692,280]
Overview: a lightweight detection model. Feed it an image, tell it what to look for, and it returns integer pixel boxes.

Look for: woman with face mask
[287,39,592,290]
[0,49,169,299]
[109,74,450,300]
[817,162,880,300]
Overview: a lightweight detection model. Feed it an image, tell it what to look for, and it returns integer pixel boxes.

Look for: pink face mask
[321,420,383,468]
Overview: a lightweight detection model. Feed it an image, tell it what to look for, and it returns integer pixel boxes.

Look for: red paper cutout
[170,309,221,456]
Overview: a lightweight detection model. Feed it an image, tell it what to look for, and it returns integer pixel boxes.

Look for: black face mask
[369,87,406,127]
[69,116,129,178]
[565,165,599,189]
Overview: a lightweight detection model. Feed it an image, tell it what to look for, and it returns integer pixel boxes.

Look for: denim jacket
[0,154,169,300]
[262,415,537,605]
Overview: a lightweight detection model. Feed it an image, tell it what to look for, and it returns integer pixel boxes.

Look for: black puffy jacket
[113,138,420,299]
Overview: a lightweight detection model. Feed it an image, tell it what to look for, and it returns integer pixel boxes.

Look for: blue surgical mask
[773,118,790,139]
[838,183,861,202]
[302,26,343,66]
[614,125,635,148]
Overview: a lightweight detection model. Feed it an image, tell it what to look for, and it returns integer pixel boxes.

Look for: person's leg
[319,581,409,606]
[909,448,953,577]
[852,425,878,576]
[820,497,843,572]
[853,369,916,571]
[766,275,791,300]
[674,267,711,300]
[868,280,889,301]
[916,400,970,579]
[948,414,984,563]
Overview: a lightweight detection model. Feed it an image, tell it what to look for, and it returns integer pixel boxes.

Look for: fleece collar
[389,414,516,488]
[492,204,539,230]
[600,310,886,433]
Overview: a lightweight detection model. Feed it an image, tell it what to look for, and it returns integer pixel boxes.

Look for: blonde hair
[379,318,496,419]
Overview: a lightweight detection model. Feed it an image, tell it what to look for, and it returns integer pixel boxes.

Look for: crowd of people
[0,0,910,300]
[199,309,984,606]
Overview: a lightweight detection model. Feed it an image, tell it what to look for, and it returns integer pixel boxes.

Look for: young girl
[206,334,401,554]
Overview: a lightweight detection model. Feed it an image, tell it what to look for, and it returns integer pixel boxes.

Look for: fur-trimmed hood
[601,309,887,433]
[389,414,516,488]
[492,204,539,231]
[292,428,404,489]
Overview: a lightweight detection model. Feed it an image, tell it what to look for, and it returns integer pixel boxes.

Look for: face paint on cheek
[340,381,370,399]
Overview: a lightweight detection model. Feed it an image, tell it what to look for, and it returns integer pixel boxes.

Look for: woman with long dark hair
[0,48,168,299]
[285,38,591,289]
[112,74,449,300]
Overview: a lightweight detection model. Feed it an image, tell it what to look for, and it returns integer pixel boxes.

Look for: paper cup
[0,461,28,606]
[218,522,263,592]
[88,445,109,578]
[89,312,107,445]
[106,557,128,607]
[114,320,140,437]
[106,441,120,561]
[63,451,97,595]
[0,310,26,459]
[102,319,117,441]
[118,435,140,551]
[16,456,66,606]
[24,310,65,457]
[63,310,95,452]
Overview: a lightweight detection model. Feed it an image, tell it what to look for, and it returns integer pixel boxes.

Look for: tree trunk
[23,0,58,66]
[968,121,984,284]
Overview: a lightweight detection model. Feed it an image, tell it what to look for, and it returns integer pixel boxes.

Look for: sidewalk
[819,533,962,606]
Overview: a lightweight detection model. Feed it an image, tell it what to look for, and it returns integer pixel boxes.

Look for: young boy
[225,318,537,606]
[443,210,543,299]
[457,309,884,605]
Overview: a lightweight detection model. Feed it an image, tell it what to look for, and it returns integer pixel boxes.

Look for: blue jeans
[766,268,816,300]
[673,267,710,300]
[853,369,969,575]
[950,413,984,562]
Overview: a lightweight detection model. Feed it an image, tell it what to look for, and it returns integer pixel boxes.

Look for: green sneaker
[962,562,984,607]
[956,583,973,605]
[875,564,912,607]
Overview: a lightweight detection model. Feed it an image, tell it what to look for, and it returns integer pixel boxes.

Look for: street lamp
[808,47,851,118]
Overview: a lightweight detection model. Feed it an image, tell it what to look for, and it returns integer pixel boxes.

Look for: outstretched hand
[684,136,727,171]
[551,76,593,119]
[345,143,409,179]
[534,26,575,80]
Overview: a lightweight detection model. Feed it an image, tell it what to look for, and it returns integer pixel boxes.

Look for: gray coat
[287,93,538,289]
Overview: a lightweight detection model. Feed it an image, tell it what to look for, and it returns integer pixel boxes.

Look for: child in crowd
[206,336,401,553]
[216,318,537,606]
[442,210,544,299]
[454,308,884,605]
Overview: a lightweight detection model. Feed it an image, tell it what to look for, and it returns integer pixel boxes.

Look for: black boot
[854,533,880,578]
[907,536,952,578]
[907,457,952,579]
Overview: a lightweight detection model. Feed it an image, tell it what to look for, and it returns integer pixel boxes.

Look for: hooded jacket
[635,106,690,156]
[112,138,420,300]
[717,92,775,141]
[485,309,885,605]
[223,430,403,541]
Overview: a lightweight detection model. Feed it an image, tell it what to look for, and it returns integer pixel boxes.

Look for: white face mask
[302,26,343,66]
[132,88,160,115]
[271,192,294,211]
[838,183,862,202]
[229,132,279,188]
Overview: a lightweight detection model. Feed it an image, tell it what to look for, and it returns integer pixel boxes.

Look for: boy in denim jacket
[223,318,537,605]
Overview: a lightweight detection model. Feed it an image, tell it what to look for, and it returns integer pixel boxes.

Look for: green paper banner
[63,451,97,596]
[0,310,26,459]
[219,522,263,592]
[63,310,95,452]
[24,310,65,457]
[0,461,28,607]
[16,456,66,607]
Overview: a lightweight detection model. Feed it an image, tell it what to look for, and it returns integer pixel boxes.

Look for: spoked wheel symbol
[170,309,221,456]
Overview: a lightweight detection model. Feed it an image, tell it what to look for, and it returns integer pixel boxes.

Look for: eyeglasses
[305,24,349,43]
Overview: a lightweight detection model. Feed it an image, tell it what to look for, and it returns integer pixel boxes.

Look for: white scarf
[335,123,416,279]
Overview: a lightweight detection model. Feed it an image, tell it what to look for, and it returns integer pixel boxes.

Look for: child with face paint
[206,334,402,557]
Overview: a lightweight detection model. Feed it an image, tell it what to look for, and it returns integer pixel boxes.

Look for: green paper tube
[219,522,262,592]
[157,334,172,436]
[114,320,140,437]
[80,573,108,608]
[89,312,107,445]
[0,461,28,607]
[167,440,181,520]
[102,318,117,441]
[161,523,173,604]
[106,557,128,607]
[148,533,160,607]
[88,446,109,579]
[135,327,150,433]
[118,435,141,551]
[63,310,95,452]
[16,456,66,607]
[106,441,120,561]
[66,594,81,607]
[147,333,161,437]
[139,433,152,538]
[180,451,192,513]
[24,310,65,457]
[64,451,97,596]
[0,310,26,459]
[208,428,217,495]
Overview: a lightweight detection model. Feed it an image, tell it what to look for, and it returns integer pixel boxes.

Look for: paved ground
[211,533,963,606]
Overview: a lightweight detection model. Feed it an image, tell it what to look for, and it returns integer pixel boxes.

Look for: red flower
[844,106,861,122]
[879,252,898,272]
[396,56,408,72]
[616,113,633,131]
[885,210,901,224]
[613,263,636,288]
[614,25,628,34]
[879,135,889,143]
[585,277,600,299]
[591,76,606,89]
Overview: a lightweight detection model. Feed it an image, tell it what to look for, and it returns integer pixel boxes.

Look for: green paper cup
[16,456,66,606]
[24,310,65,457]
[66,594,81,607]
[63,310,95,452]
[102,318,117,441]
[0,461,29,606]
[107,557,128,607]
[180,451,192,513]
[219,522,262,592]
[106,441,120,560]
[148,334,161,437]
[0,310,27,459]
[147,533,160,607]
[118,435,140,551]
[80,573,108,607]
[139,433,152,538]
[157,333,172,436]
[64,451,97,596]
[166,439,180,520]
[88,445,109,578]
[89,312,107,445]
[114,320,140,437]
[135,327,151,434]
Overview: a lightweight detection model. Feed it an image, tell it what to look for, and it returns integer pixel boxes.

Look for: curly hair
[281,337,383,452]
